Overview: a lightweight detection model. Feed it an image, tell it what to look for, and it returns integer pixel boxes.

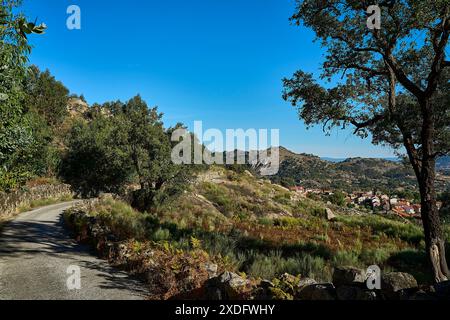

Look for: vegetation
[64,166,450,288]
[3,0,450,299]
[60,96,196,209]
[0,1,46,191]
[271,147,448,196]
[17,194,73,213]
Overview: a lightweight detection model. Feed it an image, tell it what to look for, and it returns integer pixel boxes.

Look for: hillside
[62,165,449,300]
[154,166,433,282]
[269,147,449,194]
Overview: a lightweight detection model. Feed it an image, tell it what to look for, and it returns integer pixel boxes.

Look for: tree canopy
[61,95,195,210]
[0,0,46,190]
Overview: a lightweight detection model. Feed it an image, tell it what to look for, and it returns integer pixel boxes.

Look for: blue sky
[22,0,397,158]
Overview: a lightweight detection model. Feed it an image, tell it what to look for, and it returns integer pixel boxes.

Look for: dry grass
[65,167,446,286]
[17,194,74,213]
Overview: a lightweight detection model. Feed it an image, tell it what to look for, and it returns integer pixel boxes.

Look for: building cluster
[288,186,442,219]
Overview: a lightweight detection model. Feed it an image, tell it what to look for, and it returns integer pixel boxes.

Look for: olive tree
[283,0,450,282]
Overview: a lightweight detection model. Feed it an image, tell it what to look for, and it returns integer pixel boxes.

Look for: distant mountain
[320,157,347,163]
[223,147,449,193]
[321,157,400,163]
[321,155,449,171]
[269,148,419,193]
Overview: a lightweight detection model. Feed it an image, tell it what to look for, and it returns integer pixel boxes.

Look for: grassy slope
[65,166,449,286]
[154,166,444,283]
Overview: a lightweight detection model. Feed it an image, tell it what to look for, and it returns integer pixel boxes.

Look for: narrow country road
[0,201,148,300]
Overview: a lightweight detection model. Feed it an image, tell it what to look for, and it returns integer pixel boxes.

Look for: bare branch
[337,114,385,134]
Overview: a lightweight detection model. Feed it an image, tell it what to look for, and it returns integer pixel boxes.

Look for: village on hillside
[288,186,442,219]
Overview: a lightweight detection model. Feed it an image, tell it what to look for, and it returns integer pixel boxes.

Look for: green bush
[152,228,171,241]
[331,250,360,267]
[336,215,423,245]
[360,247,393,265]
[257,217,274,226]
[273,193,291,205]
[200,182,238,216]
[91,198,149,240]
[243,250,331,281]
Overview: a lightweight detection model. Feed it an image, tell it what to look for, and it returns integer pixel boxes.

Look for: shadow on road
[0,208,148,298]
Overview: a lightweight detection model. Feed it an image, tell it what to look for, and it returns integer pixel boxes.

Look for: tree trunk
[418,160,450,283]
[418,98,450,283]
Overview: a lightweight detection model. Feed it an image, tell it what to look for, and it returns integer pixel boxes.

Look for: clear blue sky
[22,0,397,158]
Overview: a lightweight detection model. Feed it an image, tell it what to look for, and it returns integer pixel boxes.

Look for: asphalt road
[0,201,148,300]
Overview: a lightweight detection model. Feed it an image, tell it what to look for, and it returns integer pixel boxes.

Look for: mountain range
[262,147,449,193]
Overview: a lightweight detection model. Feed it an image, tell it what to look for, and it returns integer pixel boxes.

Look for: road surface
[0,201,148,300]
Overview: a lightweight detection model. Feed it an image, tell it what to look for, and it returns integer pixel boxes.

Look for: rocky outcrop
[205,271,251,300]
[67,98,88,118]
[332,266,365,287]
[336,285,377,300]
[298,277,317,289]
[381,272,418,300]
[0,184,73,219]
[248,267,446,301]
[296,283,336,300]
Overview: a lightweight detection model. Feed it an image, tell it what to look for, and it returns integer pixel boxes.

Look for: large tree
[0,0,45,190]
[62,95,194,210]
[283,0,450,282]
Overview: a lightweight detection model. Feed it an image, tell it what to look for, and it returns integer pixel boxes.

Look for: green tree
[283,1,450,282]
[0,0,46,190]
[60,114,132,196]
[61,95,194,209]
[115,96,194,210]
[24,65,69,127]
[327,191,346,207]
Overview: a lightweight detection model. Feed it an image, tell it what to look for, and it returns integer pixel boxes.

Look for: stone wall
[0,184,73,219]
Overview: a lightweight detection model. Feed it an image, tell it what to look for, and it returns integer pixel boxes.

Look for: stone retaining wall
[0,184,73,218]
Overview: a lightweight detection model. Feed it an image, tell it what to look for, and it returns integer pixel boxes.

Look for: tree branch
[338,114,385,134]
[370,29,425,99]
[345,63,387,76]
[383,53,425,99]
[426,16,450,97]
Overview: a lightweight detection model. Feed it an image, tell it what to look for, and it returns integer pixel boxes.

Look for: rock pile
[202,266,450,301]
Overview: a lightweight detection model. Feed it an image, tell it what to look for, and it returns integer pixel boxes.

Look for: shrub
[152,228,171,241]
[200,183,237,216]
[360,247,393,265]
[273,193,291,205]
[336,215,423,245]
[244,251,330,281]
[257,217,274,226]
[331,250,360,268]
